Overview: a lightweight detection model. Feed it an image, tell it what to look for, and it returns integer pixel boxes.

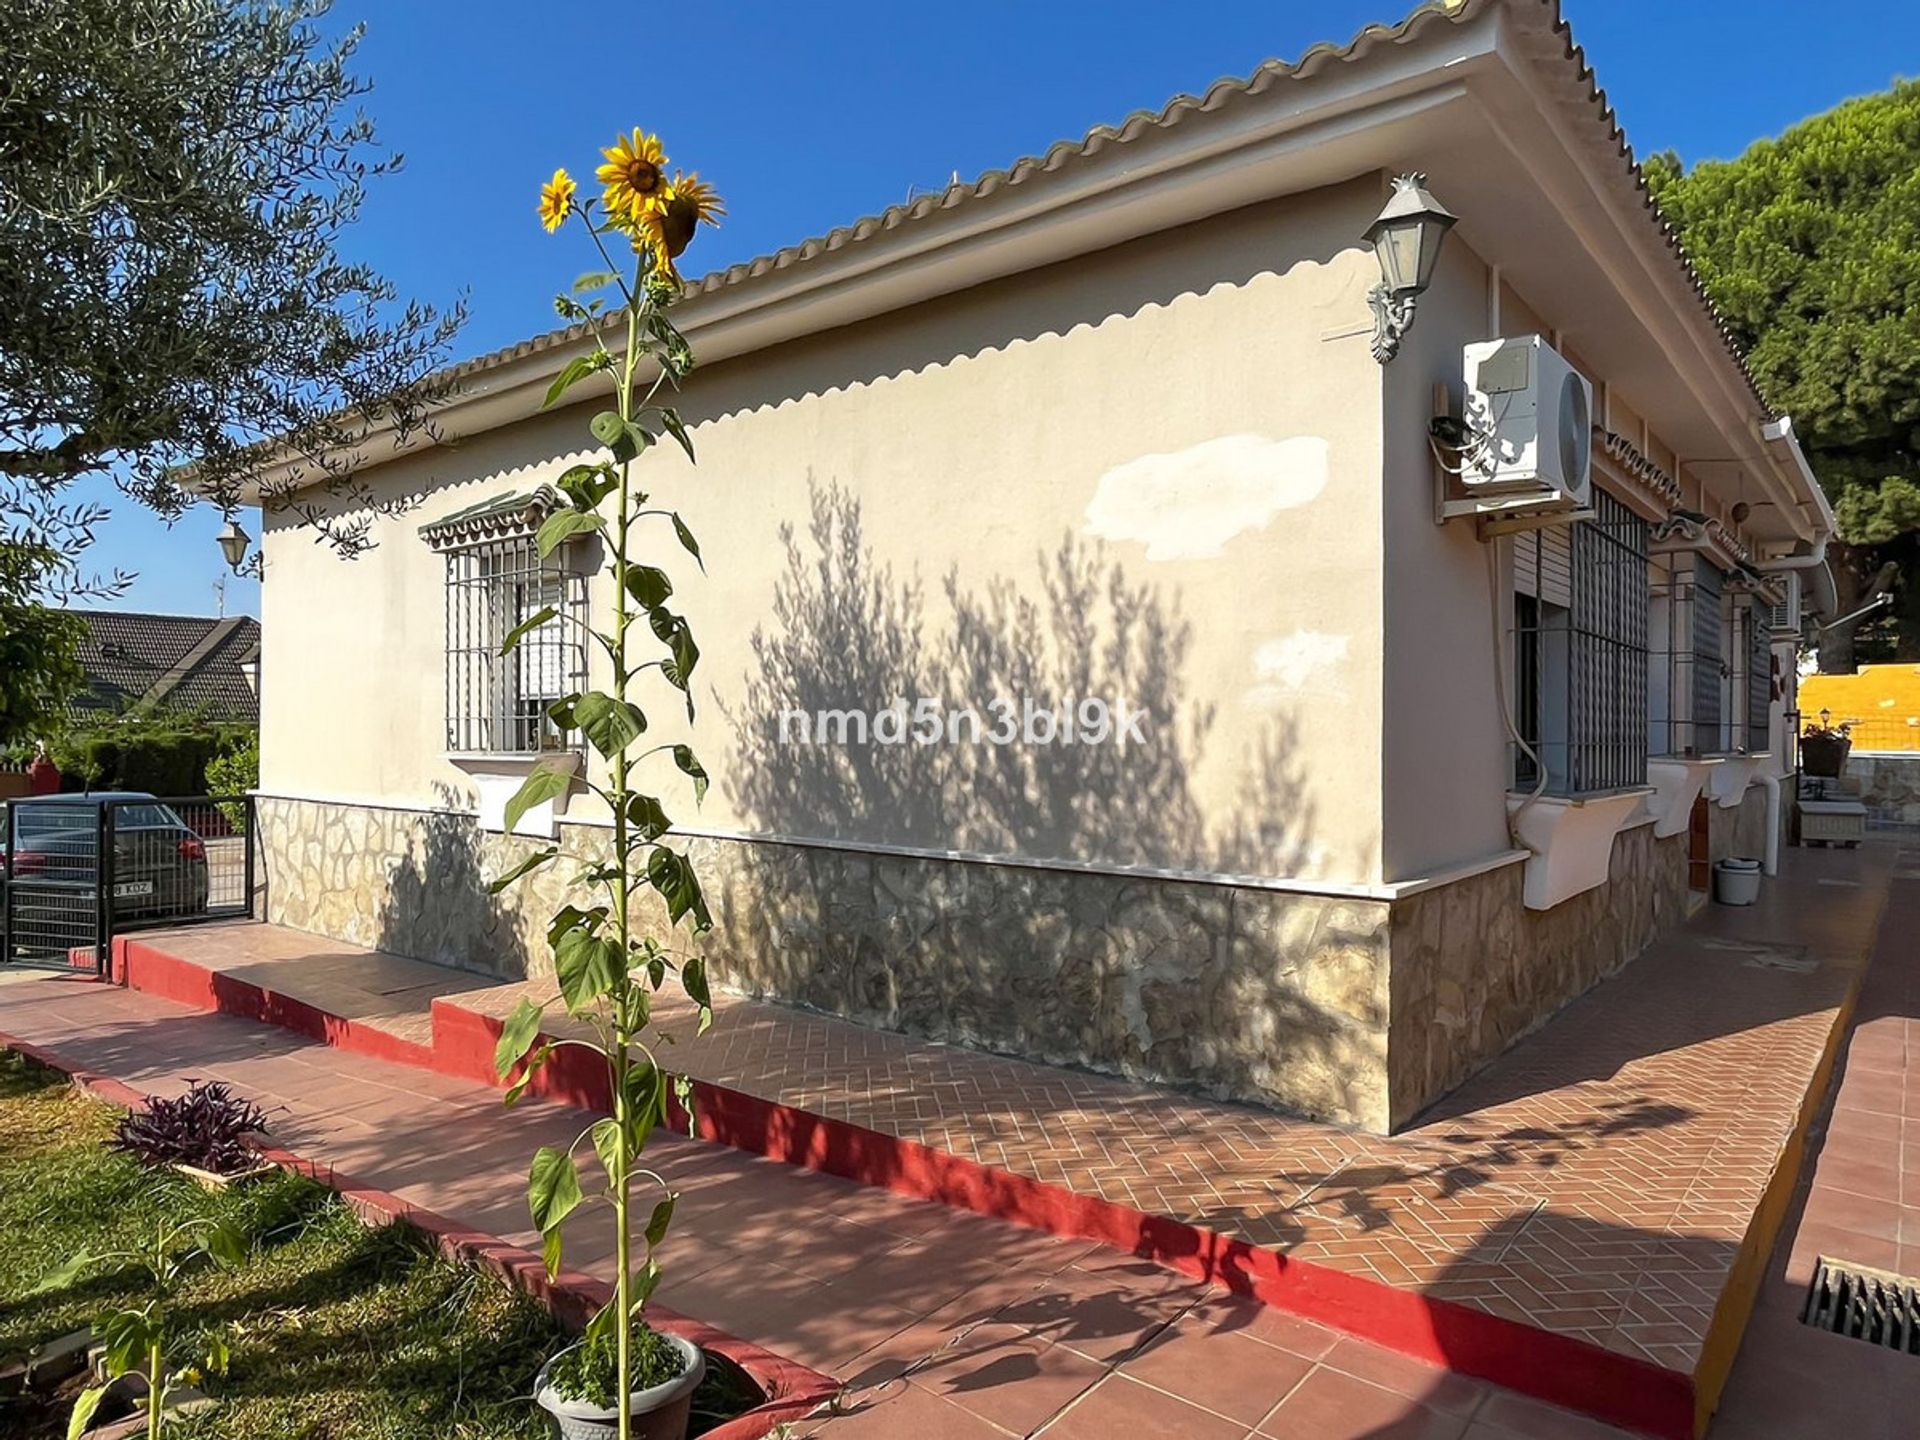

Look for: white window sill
[1643,756,1724,838]
[1506,788,1652,910]
[1704,753,1769,809]
[446,751,582,838]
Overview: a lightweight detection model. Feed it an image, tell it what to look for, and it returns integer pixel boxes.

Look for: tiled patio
[0,968,1642,1440]
[112,840,1891,1402]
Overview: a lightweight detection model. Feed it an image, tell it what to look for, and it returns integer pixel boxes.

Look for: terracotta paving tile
[1117,1323,1315,1424]
[795,1382,1013,1439]
[1038,1373,1248,1440]
[908,1323,1107,1434]
[1256,1367,1468,1440]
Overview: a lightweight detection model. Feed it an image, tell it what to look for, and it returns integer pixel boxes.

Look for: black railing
[1,794,257,973]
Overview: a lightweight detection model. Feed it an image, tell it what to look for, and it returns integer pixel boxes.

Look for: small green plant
[36,1213,246,1440]
[202,734,258,829]
[549,1324,685,1408]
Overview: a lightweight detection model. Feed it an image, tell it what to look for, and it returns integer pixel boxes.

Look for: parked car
[1,794,210,951]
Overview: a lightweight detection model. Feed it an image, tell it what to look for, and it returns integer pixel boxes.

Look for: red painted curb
[116,936,1696,1439]
[0,1018,838,1440]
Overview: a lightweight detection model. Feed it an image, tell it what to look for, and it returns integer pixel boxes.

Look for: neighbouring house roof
[69,611,260,723]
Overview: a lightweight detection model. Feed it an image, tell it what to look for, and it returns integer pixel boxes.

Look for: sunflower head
[596,128,674,230]
[660,171,726,259]
[537,168,576,233]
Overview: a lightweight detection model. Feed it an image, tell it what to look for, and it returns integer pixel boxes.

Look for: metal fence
[1,795,256,971]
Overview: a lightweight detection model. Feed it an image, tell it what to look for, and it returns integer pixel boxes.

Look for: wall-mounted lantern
[216,518,251,573]
[1363,172,1457,364]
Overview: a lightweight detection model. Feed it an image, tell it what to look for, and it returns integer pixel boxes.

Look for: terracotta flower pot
[533,1335,704,1440]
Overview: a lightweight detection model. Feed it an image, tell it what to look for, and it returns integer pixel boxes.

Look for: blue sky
[81,0,1920,618]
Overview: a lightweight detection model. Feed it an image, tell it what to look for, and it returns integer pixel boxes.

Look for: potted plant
[533,1325,704,1440]
[113,1081,273,1190]
[1801,712,1853,778]
[490,125,727,1440]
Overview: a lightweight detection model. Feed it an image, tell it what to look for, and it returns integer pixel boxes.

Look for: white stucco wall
[261,178,1392,888]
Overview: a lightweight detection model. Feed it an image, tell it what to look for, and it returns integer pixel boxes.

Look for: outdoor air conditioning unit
[1446,335,1593,520]
[1765,570,1803,635]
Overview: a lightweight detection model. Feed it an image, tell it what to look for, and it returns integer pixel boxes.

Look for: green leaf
[503,761,574,833]
[547,903,605,948]
[625,793,671,842]
[645,1194,678,1246]
[98,1308,157,1376]
[494,997,546,1078]
[590,1116,624,1178]
[624,1061,664,1151]
[589,409,652,463]
[504,1041,553,1106]
[488,846,557,895]
[672,744,709,806]
[203,1220,247,1269]
[556,462,618,512]
[543,354,596,410]
[67,1385,109,1440]
[671,513,704,571]
[630,1258,663,1307]
[656,407,696,463]
[554,930,621,1013]
[649,607,700,695]
[683,956,713,1035]
[647,847,712,930]
[30,1249,95,1296]
[573,271,620,295]
[543,1225,565,1279]
[536,508,603,557]
[204,1331,231,1377]
[528,1145,584,1233]
[546,693,581,730]
[498,605,556,656]
[573,690,647,759]
[624,564,673,609]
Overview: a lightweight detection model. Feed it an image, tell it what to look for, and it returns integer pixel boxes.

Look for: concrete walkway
[0,970,1636,1440]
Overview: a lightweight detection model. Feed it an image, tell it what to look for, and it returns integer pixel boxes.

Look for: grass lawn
[0,1049,567,1438]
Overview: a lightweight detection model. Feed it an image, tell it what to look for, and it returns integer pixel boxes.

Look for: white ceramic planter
[533,1334,704,1440]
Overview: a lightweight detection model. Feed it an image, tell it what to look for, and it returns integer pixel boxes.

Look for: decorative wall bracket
[1368,282,1418,364]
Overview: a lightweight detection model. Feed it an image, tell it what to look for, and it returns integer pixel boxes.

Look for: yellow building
[1801,665,1920,752]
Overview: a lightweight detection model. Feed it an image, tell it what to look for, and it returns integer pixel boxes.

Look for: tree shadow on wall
[373,782,520,979]
[715,479,1379,1121]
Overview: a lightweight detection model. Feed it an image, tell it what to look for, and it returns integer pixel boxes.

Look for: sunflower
[596,128,674,229]
[537,168,576,233]
[659,171,726,259]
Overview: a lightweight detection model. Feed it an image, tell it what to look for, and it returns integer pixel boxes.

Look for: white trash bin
[1713,857,1763,906]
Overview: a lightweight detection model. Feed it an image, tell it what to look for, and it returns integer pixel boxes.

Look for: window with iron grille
[1692,560,1725,753]
[1512,487,1650,796]
[439,533,588,756]
[1741,600,1772,753]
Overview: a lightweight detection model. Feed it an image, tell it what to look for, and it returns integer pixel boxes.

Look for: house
[70,611,261,724]
[242,0,1833,1134]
